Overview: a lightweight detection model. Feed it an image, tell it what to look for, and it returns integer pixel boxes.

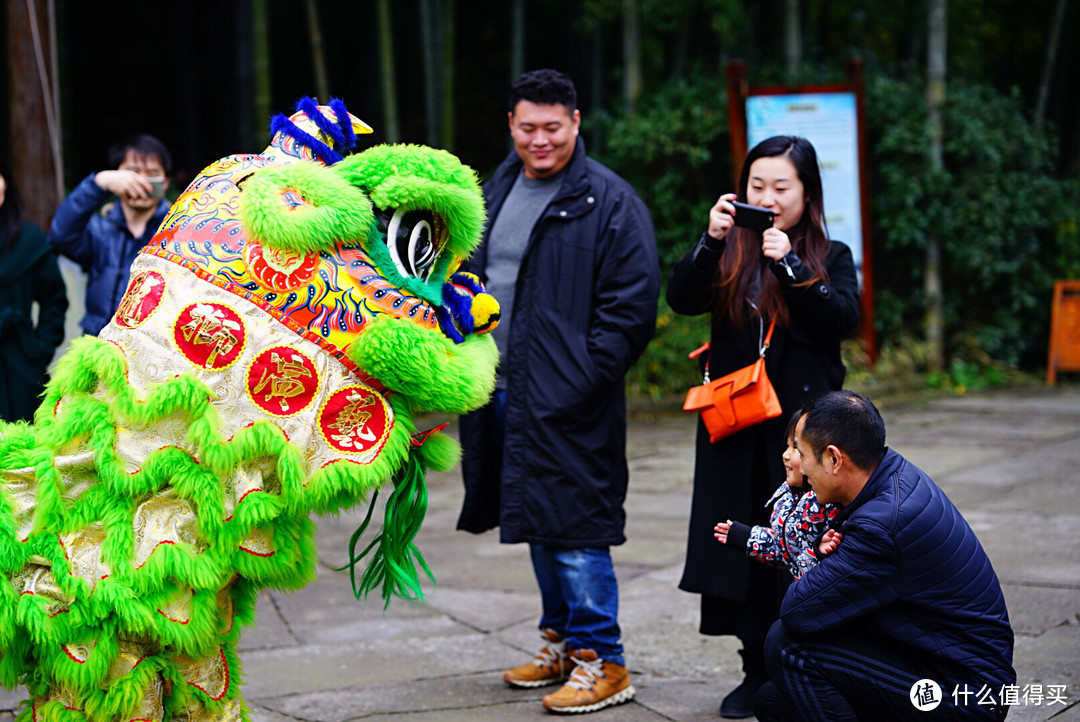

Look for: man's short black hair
[108,134,172,176]
[800,390,886,472]
[509,69,577,114]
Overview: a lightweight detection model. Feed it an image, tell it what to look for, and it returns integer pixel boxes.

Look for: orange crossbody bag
[683,318,782,443]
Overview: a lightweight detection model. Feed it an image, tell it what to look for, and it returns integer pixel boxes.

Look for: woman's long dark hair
[0,161,25,250]
[713,136,831,328]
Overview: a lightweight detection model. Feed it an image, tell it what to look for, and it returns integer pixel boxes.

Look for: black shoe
[720,675,768,719]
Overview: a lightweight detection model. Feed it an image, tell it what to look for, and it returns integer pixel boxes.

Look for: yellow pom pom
[470,293,501,334]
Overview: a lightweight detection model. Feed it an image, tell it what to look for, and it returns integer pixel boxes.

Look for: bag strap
[760,317,776,358]
[693,316,775,383]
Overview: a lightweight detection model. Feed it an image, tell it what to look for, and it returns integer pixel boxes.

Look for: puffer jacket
[48,174,170,335]
[782,448,1015,690]
[726,482,837,579]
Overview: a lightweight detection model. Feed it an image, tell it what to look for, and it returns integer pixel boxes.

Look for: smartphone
[727,201,774,232]
[147,178,166,199]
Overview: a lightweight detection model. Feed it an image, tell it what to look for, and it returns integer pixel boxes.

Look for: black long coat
[0,222,68,422]
[667,237,859,605]
[456,140,660,547]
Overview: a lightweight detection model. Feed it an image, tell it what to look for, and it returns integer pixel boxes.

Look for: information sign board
[746,92,863,270]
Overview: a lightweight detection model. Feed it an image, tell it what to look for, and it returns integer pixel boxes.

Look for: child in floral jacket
[714,411,842,579]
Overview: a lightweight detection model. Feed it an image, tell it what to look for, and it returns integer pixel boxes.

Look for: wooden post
[847,56,877,366]
[6,0,62,229]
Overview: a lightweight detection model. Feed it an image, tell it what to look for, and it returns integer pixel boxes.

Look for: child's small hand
[819,529,843,556]
[713,521,732,544]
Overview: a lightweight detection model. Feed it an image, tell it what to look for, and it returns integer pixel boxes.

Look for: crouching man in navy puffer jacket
[756,390,1014,722]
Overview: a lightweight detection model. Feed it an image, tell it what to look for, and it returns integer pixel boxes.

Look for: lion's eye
[378,207,444,281]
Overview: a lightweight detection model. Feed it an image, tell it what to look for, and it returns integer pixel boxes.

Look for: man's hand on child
[819,529,843,556]
[713,520,732,544]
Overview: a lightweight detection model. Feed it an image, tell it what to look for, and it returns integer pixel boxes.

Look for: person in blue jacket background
[456,69,660,715]
[47,134,171,336]
[756,390,1014,721]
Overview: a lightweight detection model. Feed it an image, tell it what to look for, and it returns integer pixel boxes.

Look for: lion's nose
[438,272,501,341]
[469,292,500,335]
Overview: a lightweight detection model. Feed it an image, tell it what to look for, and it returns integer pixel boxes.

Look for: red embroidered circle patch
[244,239,320,292]
[318,385,391,457]
[173,303,246,370]
[246,347,319,416]
[114,271,166,328]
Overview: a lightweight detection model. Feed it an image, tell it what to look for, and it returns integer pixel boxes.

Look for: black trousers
[755,620,1009,722]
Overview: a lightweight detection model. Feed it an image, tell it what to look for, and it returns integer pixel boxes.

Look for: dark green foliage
[590,78,730,270]
[867,75,1079,368]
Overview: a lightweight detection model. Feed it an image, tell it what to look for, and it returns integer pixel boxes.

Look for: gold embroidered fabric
[34,684,83,713]
[12,562,73,616]
[132,491,206,570]
[176,648,229,700]
[61,637,96,664]
[60,522,110,591]
[99,254,395,473]
[172,697,242,722]
[156,586,194,625]
[108,638,158,680]
[238,526,275,557]
[215,582,236,636]
[2,466,37,541]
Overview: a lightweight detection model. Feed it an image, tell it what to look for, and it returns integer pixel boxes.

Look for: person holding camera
[48,134,172,336]
[667,135,860,718]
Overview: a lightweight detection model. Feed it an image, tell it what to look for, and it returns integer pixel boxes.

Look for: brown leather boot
[541,649,636,714]
[502,628,574,688]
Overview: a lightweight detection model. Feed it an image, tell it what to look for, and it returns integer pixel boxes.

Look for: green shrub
[866,75,1078,368]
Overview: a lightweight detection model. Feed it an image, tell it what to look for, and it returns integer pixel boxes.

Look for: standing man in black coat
[456,69,660,715]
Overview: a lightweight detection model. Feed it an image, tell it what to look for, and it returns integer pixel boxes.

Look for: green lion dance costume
[0,98,499,722]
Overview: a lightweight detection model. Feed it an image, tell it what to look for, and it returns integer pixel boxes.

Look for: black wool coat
[667,236,859,604]
[0,222,68,422]
[456,140,660,547]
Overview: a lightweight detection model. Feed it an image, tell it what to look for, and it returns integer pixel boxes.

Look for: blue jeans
[530,544,625,667]
[491,390,626,666]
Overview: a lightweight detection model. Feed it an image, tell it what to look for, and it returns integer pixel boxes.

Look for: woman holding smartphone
[667,136,860,718]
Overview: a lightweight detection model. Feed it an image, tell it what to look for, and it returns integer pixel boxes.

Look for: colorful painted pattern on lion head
[143,106,498,376]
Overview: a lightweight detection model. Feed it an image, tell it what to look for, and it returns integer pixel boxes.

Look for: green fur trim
[346,316,498,413]
[414,431,461,473]
[239,161,374,254]
[337,145,486,261]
